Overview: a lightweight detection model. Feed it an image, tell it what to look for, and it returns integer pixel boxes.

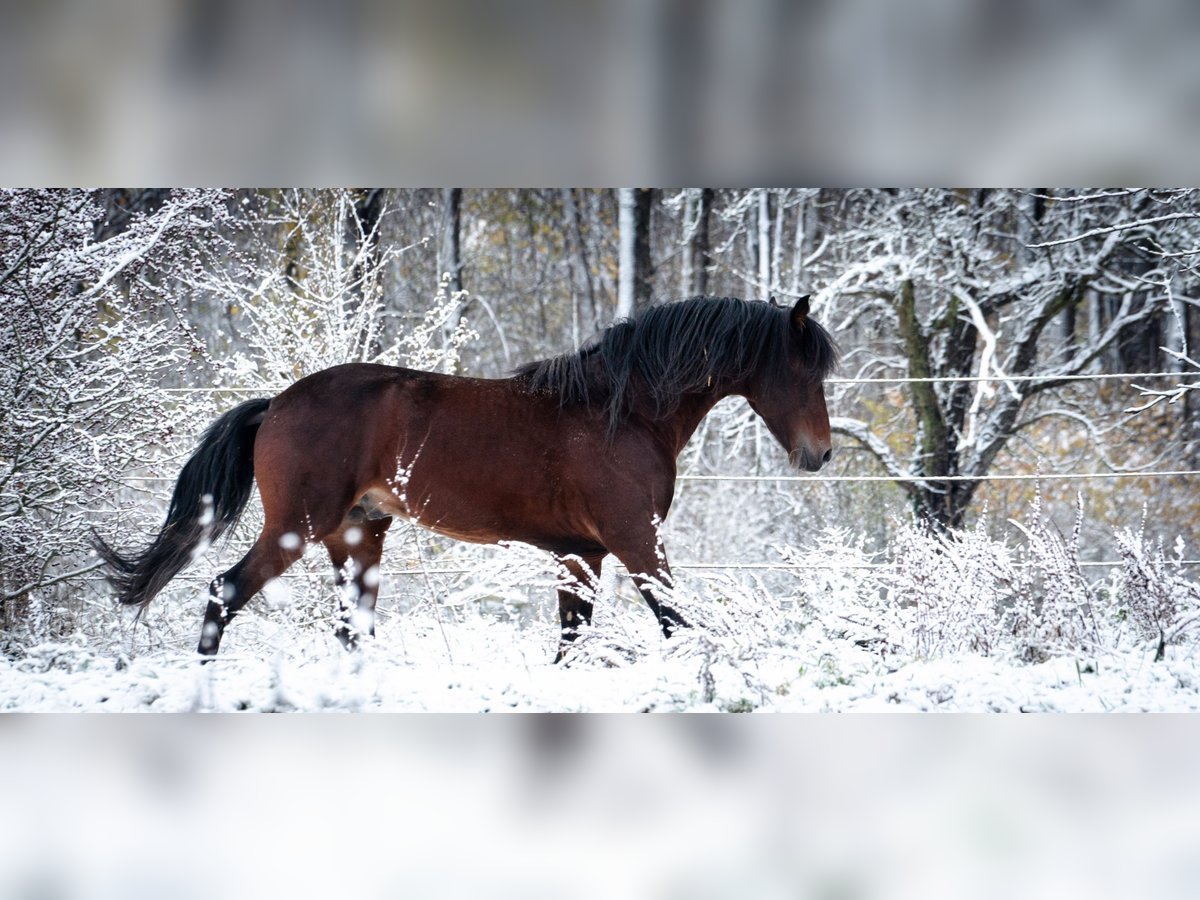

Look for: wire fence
[70,557,1200,584]
[676,471,1200,483]
[154,369,1198,392]
[826,371,1194,385]
[114,469,1200,485]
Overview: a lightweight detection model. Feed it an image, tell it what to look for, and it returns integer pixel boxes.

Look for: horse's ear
[769,295,780,308]
[790,295,810,331]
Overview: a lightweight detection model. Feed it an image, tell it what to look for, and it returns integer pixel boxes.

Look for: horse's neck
[643,388,730,459]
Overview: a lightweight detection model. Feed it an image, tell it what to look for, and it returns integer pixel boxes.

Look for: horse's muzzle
[790,447,832,472]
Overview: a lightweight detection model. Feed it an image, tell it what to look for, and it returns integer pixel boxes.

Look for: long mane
[514,296,838,432]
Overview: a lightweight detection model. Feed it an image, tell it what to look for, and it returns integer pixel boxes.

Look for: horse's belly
[358,483,578,549]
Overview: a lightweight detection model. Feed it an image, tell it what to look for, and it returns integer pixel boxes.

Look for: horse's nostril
[822,448,832,465]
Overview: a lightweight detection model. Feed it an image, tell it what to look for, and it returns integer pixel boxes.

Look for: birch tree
[617,187,655,320]
[617,188,637,320]
[757,188,772,294]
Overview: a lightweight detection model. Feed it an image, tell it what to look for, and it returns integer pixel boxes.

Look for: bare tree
[757,188,771,295]
[633,188,656,308]
[172,189,416,388]
[561,188,599,334]
[816,189,1199,528]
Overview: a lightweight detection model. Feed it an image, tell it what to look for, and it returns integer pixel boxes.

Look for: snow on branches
[1,189,236,641]
[811,188,1200,527]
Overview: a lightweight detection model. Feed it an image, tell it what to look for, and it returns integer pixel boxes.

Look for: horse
[95,295,838,660]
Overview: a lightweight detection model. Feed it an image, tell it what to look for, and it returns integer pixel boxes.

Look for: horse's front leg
[606,531,688,639]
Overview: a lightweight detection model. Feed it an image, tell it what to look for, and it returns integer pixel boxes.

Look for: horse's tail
[94,397,272,609]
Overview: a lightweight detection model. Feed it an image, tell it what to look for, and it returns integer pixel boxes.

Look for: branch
[0,196,87,290]
[1028,211,1200,248]
[952,288,1020,453]
[829,416,922,500]
[2,560,106,602]
[77,203,184,299]
[1025,291,1165,395]
[1125,347,1200,412]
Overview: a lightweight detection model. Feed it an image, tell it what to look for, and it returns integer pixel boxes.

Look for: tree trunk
[1061,301,1077,348]
[896,278,965,528]
[633,187,655,309]
[438,188,465,371]
[617,188,636,320]
[617,188,654,318]
[561,188,599,332]
[790,192,814,296]
[757,189,771,297]
[438,187,463,296]
[684,187,713,297]
[351,188,386,357]
[772,194,784,296]
[696,187,713,295]
[352,190,385,292]
[1184,298,1200,468]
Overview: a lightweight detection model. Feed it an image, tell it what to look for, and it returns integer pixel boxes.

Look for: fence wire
[155,370,1196,391]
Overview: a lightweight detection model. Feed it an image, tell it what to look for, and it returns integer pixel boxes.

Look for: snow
[6,504,1197,713]
[5,604,1198,712]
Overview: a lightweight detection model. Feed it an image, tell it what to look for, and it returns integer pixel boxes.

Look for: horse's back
[250,361,672,554]
[252,364,569,532]
[268,362,424,404]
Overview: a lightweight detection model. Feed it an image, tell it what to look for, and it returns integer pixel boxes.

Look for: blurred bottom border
[1,714,1197,900]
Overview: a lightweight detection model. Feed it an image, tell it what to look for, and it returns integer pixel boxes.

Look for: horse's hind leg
[324,515,392,650]
[553,553,604,663]
[198,528,305,656]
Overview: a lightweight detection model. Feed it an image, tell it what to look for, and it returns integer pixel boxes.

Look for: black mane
[514,296,838,432]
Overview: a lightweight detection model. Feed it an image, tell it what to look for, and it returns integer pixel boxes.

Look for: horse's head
[747,296,836,472]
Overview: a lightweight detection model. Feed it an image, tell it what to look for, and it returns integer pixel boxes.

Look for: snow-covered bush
[881,517,1018,659]
[1113,526,1200,660]
[174,189,475,390]
[847,499,1102,663]
[1005,497,1101,662]
[0,189,233,650]
[1,189,485,657]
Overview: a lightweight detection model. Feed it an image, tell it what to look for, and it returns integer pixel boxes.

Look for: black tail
[94,397,271,609]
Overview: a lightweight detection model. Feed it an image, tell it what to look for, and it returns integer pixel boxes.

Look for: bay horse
[96,295,837,660]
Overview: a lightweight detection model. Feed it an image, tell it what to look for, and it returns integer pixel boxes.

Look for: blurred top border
[3,0,1198,186]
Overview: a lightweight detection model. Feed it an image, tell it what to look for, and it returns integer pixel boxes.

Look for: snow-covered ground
[5,602,1198,712]
[7,513,1198,712]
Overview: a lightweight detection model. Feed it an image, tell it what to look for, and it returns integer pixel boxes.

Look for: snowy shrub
[0,189,233,649]
[880,518,1016,659]
[1004,496,1100,662]
[546,567,786,708]
[870,498,1101,662]
[774,528,890,647]
[176,189,476,390]
[1,189,485,657]
[1114,526,1200,660]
